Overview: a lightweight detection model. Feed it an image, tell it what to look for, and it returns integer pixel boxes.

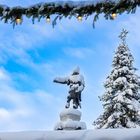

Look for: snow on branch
[0,0,140,27]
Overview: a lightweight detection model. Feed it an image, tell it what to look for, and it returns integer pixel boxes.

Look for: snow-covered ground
[0,128,140,140]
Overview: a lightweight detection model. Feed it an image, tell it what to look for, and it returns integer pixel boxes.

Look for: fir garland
[0,0,140,27]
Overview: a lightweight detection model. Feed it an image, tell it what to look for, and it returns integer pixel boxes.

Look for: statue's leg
[78,101,81,108]
[65,95,71,108]
[78,92,81,108]
[79,93,81,101]
[73,92,82,109]
[73,102,78,109]
[73,94,78,109]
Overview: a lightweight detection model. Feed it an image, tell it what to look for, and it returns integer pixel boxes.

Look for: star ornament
[119,29,129,42]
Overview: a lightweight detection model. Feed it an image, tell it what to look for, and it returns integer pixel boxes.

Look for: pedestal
[54,108,86,130]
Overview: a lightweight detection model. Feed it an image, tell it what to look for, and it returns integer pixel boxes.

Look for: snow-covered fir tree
[94,29,140,129]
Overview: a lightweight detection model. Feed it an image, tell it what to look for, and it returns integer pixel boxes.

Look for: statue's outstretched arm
[53,77,69,84]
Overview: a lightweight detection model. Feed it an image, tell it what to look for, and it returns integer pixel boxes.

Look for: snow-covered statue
[53,67,85,109]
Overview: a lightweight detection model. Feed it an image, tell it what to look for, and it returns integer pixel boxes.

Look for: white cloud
[0,68,11,81]
[63,47,95,59]
[0,17,89,64]
[0,108,10,120]
[0,67,63,131]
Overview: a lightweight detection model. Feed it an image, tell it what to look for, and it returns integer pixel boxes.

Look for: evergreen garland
[0,0,140,27]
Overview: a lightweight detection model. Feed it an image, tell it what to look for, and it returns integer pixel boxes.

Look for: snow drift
[0,128,140,140]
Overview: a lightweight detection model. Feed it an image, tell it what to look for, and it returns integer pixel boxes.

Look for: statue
[53,67,85,109]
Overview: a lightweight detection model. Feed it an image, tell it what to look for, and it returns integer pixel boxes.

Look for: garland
[0,0,140,27]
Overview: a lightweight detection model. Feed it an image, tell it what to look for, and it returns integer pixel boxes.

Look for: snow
[38,0,119,8]
[68,74,85,93]
[55,120,86,130]
[0,128,140,140]
[114,92,124,102]
[60,108,81,117]
[55,108,86,130]
[2,0,121,13]
[54,67,85,101]
[0,5,9,10]
[114,77,127,86]
[54,77,69,84]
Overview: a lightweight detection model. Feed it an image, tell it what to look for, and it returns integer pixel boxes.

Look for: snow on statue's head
[72,66,80,75]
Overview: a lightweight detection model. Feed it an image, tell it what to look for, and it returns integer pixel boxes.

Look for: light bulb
[77,16,82,21]
[111,13,117,19]
[46,16,50,23]
[16,18,22,24]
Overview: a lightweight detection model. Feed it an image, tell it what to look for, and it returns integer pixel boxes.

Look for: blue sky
[0,0,140,131]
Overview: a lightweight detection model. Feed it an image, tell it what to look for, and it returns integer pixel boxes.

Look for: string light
[0,0,139,27]
[46,16,51,23]
[16,18,22,24]
[77,15,82,22]
[111,13,117,19]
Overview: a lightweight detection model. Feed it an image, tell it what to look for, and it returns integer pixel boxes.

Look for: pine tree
[94,29,140,129]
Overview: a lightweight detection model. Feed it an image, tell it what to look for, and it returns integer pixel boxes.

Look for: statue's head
[72,66,80,75]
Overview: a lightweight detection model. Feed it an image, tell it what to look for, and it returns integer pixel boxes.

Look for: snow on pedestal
[54,108,86,130]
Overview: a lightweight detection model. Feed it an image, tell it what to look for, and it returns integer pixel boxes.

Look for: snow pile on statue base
[54,108,86,130]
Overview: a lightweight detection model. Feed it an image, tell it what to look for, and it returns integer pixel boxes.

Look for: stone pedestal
[54,108,86,130]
